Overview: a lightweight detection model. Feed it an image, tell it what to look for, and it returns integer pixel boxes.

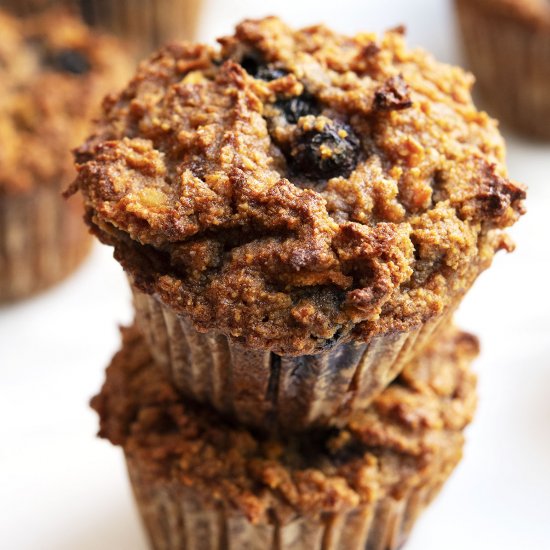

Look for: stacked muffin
[0,8,130,302]
[79,18,526,549]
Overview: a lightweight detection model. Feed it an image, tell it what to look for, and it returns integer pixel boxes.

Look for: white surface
[1,1,549,549]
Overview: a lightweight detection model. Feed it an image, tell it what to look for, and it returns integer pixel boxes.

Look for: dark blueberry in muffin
[240,53,287,80]
[290,121,360,179]
[240,53,260,75]
[50,49,91,75]
[276,93,319,123]
[256,66,288,81]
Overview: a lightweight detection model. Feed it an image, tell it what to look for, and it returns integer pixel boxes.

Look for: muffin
[0,8,131,302]
[1,0,203,60]
[72,18,525,430]
[455,0,550,139]
[92,324,478,550]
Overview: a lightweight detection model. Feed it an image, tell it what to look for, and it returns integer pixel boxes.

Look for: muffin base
[127,452,454,550]
[132,287,452,432]
[0,187,91,302]
[456,0,550,139]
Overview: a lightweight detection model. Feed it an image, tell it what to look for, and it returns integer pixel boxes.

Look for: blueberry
[276,93,319,124]
[256,66,288,81]
[50,49,91,75]
[290,121,360,179]
[240,54,260,76]
[240,54,287,81]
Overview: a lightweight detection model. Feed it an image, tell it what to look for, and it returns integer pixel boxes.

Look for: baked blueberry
[290,120,360,179]
[50,49,91,75]
[276,93,319,123]
[240,53,286,81]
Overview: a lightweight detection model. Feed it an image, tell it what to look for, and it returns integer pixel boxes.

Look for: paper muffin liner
[0,0,62,15]
[1,0,202,59]
[0,187,91,302]
[80,0,203,59]
[131,286,453,432]
[455,0,550,139]
[126,453,452,550]
[0,0,89,18]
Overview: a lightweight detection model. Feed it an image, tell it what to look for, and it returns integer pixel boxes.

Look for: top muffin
[0,8,130,195]
[72,18,526,355]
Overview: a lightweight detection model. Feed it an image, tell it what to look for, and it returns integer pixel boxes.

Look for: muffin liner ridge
[0,187,91,302]
[132,286,453,432]
[1,0,203,59]
[92,319,478,550]
[126,453,453,550]
[456,0,550,139]
[79,0,203,58]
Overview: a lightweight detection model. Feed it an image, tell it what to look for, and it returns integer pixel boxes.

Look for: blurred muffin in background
[455,0,550,139]
[0,8,131,302]
[79,0,203,59]
[0,0,203,59]
[92,324,479,550]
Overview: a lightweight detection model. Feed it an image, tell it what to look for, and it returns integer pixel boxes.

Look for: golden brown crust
[73,18,525,354]
[0,8,130,195]
[92,324,478,522]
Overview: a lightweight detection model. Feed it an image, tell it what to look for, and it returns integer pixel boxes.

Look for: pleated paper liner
[1,0,203,60]
[0,187,91,302]
[80,0,203,59]
[0,0,58,14]
[131,286,454,432]
[93,322,477,550]
[126,452,455,550]
[455,0,550,139]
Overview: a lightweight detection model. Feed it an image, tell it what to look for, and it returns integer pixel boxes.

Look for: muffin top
[0,8,130,195]
[72,18,525,354]
[458,0,550,27]
[92,325,477,522]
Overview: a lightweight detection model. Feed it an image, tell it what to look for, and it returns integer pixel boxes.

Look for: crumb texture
[73,17,525,353]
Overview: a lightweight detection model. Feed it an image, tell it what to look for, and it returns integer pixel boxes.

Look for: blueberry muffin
[0,8,130,302]
[92,325,478,550]
[72,18,525,430]
[455,0,550,139]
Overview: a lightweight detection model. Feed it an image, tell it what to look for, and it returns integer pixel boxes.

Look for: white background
[1,1,549,548]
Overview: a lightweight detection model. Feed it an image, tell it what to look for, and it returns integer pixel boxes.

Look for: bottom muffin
[92,325,478,550]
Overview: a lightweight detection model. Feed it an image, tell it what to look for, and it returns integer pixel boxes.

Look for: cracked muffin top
[0,8,130,195]
[92,325,478,522]
[72,17,526,354]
